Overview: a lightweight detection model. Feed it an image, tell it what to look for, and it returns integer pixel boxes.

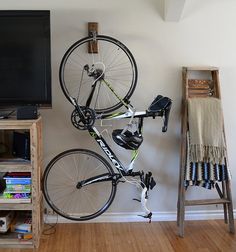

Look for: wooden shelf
[0,203,32,210]
[0,232,33,248]
[0,160,31,172]
[0,117,41,129]
[0,117,42,248]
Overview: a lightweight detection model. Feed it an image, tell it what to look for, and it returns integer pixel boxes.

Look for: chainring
[71,107,96,130]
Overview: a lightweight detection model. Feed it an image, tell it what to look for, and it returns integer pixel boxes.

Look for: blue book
[4,178,31,185]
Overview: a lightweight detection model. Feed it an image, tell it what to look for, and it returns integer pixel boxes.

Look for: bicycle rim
[59,35,138,114]
[43,149,116,221]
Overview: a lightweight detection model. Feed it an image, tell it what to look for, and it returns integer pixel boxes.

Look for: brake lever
[162,101,172,132]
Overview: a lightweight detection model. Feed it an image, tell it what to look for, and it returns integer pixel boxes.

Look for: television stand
[0,117,43,248]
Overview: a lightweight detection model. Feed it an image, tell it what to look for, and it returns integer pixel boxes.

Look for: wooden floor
[0,220,236,252]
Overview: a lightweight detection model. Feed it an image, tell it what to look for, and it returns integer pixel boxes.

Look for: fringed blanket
[188,97,226,164]
[185,98,231,189]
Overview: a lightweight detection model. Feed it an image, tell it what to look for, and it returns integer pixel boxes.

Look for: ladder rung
[188,79,212,87]
[189,94,212,98]
[185,66,218,71]
[185,198,230,206]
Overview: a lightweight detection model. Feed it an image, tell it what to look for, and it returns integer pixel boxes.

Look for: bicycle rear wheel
[43,149,117,221]
[59,35,138,114]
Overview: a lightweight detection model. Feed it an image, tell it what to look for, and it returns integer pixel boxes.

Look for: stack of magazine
[0,172,31,203]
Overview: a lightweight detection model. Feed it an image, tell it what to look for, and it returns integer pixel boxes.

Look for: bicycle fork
[135,171,156,222]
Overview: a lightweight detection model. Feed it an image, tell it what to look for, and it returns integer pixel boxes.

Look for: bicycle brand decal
[105,112,123,119]
[90,132,97,138]
[96,139,122,169]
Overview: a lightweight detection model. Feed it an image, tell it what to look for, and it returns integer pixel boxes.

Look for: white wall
[2,0,236,218]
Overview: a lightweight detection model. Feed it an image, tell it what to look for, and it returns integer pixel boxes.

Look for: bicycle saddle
[112,129,143,150]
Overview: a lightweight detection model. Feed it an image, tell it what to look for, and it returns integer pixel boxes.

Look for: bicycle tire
[59,35,138,114]
[43,149,117,221]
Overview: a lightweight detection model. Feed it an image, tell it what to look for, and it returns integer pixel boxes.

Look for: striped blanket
[185,98,231,189]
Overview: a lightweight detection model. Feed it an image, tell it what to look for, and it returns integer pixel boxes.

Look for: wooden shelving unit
[0,117,43,248]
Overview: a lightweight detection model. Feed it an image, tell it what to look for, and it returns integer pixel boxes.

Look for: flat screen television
[0,10,51,108]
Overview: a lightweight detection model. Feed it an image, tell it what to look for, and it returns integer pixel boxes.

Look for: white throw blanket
[188,97,227,164]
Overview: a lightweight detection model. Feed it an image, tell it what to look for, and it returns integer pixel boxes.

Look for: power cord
[42,211,58,235]
[0,110,15,119]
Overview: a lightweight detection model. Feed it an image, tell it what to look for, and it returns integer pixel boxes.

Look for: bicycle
[42,32,172,222]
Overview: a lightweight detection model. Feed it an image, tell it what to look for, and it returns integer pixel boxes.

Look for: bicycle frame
[70,75,171,187]
[74,104,171,195]
[72,107,168,190]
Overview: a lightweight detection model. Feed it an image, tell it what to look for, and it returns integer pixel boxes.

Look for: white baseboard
[44,209,236,223]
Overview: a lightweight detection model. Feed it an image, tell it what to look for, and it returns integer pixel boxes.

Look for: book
[3,192,30,199]
[10,212,32,233]
[2,191,31,199]
[0,195,31,203]
[4,190,31,194]
[3,172,31,185]
[5,184,31,192]
[4,172,31,178]
[3,178,31,185]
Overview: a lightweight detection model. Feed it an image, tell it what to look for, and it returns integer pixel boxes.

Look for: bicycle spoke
[82,187,98,213]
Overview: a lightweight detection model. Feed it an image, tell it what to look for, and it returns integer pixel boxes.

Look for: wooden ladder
[177,66,235,237]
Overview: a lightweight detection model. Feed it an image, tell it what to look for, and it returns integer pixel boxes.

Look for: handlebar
[147,95,172,133]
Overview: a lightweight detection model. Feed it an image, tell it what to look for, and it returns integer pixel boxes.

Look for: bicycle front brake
[139,187,152,223]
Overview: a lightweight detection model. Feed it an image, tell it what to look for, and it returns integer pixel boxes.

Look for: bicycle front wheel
[59,35,138,114]
[43,149,117,221]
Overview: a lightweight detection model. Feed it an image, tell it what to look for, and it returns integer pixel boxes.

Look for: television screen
[0,10,51,107]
